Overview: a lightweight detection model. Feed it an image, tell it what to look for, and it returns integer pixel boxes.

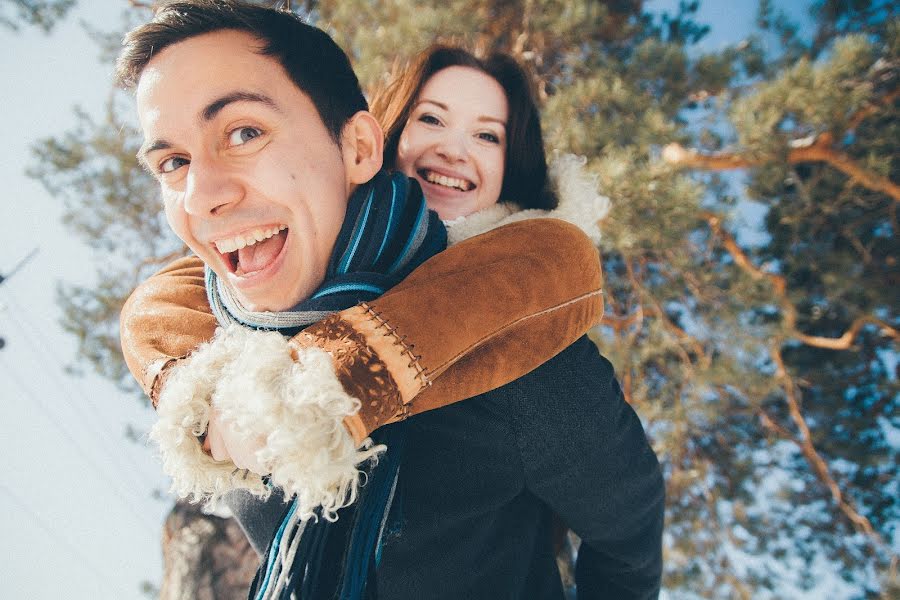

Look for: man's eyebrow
[201,90,280,122]
[137,139,172,171]
[416,98,507,127]
[136,91,281,169]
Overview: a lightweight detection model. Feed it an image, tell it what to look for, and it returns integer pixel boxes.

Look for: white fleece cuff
[150,328,268,504]
[150,325,384,519]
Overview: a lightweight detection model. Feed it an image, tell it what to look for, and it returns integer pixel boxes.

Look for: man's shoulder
[406,335,619,426]
[519,334,615,387]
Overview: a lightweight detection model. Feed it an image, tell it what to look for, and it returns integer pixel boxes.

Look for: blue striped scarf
[204,170,446,600]
[206,169,444,334]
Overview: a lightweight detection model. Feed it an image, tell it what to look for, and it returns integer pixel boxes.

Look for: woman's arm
[121,219,603,508]
[122,218,603,439]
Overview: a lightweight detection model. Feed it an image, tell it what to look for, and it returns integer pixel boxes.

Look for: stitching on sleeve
[358,301,432,390]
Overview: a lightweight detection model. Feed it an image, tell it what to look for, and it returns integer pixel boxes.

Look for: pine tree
[27,1,898,597]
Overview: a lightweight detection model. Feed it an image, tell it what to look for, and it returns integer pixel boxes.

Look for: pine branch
[706,215,897,349]
[791,316,898,350]
[846,88,900,131]
[757,410,794,439]
[664,139,900,202]
[663,88,900,202]
[600,310,643,333]
[769,345,882,543]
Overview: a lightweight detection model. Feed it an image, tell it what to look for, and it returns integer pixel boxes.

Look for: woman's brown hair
[370,46,557,211]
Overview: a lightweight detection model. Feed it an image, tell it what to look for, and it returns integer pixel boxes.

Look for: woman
[123,43,658,598]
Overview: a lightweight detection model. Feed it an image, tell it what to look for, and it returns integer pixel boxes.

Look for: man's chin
[224,277,312,313]
[229,286,290,313]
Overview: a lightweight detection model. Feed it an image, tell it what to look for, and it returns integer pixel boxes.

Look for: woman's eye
[228,126,262,146]
[159,156,190,174]
[418,114,441,126]
[477,132,500,144]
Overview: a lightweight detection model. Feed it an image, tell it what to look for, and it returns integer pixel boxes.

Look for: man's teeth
[215,225,286,254]
[425,171,472,191]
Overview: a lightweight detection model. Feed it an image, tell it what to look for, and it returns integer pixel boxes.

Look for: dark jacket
[371,335,664,599]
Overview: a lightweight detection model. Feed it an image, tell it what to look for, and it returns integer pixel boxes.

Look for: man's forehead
[135,31,288,131]
[136,31,279,96]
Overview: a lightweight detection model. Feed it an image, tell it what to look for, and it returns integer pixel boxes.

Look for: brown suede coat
[120,218,603,443]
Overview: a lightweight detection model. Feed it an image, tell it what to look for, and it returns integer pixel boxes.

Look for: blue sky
[1,2,167,598]
[0,1,825,598]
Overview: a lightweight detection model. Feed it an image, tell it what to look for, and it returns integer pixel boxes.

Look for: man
[118,1,664,597]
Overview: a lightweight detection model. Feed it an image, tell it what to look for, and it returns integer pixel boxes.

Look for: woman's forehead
[417,66,509,123]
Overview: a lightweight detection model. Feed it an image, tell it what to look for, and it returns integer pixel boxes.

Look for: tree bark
[159,501,258,600]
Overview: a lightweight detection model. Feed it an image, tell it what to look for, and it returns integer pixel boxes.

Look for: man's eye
[159,156,190,174]
[228,126,262,146]
[418,114,441,126]
[477,132,500,144]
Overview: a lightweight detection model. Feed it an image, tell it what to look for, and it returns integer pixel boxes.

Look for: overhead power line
[0,483,141,597]
[1,288,159,495]
[0,247,39,286]
[0,247,40,349]
[0,359,159,539]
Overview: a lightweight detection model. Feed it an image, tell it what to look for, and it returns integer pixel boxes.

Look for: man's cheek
[162,194,192,245]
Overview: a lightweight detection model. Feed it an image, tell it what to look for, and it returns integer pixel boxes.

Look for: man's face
[136,30,349,312]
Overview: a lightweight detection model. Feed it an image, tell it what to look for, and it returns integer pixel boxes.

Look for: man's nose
[435,130,469,163]
[183,157,243,217]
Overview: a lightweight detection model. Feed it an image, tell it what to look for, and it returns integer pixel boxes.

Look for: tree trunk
[159,501,258,600]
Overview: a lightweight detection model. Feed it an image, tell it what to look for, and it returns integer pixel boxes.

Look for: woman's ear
[341,111,385,185]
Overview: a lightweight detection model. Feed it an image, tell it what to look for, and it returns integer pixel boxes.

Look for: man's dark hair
[116,0,367,144]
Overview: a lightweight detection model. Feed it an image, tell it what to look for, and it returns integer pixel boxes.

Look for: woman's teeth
[214,225,287,254]
[424,170,473,191]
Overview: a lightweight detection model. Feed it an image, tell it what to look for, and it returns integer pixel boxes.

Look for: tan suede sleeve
[120,256,217,407]
[294,219,603,440]
[120,218,603,435]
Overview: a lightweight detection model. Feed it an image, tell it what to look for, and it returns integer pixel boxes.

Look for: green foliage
[731,34,878,156]
[28,98,185,391]
[27,0,898,597]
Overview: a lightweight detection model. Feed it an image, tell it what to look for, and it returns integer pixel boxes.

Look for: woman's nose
[434,130,468,163]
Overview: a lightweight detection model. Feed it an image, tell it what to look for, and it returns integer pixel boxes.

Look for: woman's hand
[204,405,268,474]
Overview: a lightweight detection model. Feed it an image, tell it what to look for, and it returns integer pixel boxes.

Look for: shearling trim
[150,328,269,505]
[445,153,611,246]
[444,202,518,245]
[211,325,384,520]
[150,325,384,519]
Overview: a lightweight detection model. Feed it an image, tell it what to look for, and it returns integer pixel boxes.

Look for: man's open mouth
[418,169,475,192]
[214,225,288,276]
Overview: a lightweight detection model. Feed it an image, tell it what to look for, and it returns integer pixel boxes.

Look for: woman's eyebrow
[415,98,448,113]
[477,115,506,127]
[416,98,506,127]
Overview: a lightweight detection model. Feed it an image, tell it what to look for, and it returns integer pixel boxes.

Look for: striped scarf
[207,169,444,334]
[205,170,446,600]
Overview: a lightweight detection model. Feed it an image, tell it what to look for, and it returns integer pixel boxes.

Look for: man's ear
[341,111,384,186]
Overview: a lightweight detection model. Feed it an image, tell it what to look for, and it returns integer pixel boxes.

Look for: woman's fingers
[216,410,267,474]
[205,408,231,462]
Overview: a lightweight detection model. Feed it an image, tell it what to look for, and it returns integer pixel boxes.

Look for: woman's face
[395,66,509,220]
